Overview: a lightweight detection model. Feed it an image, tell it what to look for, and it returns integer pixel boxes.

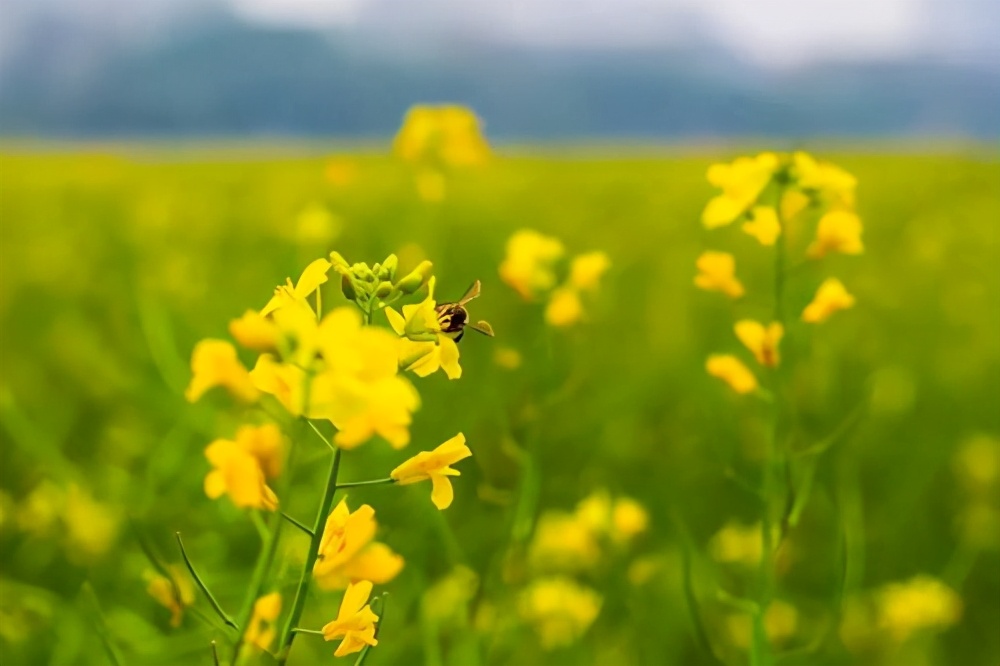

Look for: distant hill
[1,15,998,139]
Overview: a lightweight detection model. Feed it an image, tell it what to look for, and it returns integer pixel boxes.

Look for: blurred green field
[1,148,998,666]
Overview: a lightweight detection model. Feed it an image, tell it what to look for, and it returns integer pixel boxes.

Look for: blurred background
[1,2,999,666]
[1,0,999,139]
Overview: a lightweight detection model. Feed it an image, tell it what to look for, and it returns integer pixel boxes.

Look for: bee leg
[454,330,465,343]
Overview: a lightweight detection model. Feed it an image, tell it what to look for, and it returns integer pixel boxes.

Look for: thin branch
[335,478,396,490]
[175,532,239,631]
[307,420,336,452]
[354,593,388,666]
[291,628,325,636]
[211,641,220,666]
[281,512,315,537]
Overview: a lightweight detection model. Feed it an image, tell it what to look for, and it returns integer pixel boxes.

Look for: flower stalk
[175,532,239,632]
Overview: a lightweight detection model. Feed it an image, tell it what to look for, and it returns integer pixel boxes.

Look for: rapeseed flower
[244,592,282,652]
[313,499,403,590]
[709,520,766,566]
[735,320,783,368]
[802,278,855,323]
[706,355,758,395]
[394,105,490,167]
[528,512,601,573]
[875,576,962,643]
[63,484,120,561]
[694,251,744,298]
[702,153,779,228]
[229,310,279,353]
[792,152,857,209]
[519,577,602,650]
[204,438,278,511]
[260,257,331,317]
[390,433,472,509]
[568,251,611,291]
[322,580,380,658]
[727,600,799,649]
[544,287,583,327]
[807,210,864,259]
[185,339,259,403]
[499,230,565,300]
[145,566,195,628]
[385,277,462,379]
[742,206,781,246]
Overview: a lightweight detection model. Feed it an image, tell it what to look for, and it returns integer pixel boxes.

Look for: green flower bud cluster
[331,251,433,317]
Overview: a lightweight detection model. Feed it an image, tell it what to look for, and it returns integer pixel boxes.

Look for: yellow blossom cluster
[182,250,482,660]
[13,481,120,563]
[145,566,195,628]
[952,434,1000,548]
[393,104,491,201]
[697,151,861,394]
[520,490,648,649]
[499,229,611,327]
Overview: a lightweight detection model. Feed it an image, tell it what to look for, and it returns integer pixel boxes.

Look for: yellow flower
[742,206,781,246]
[394,105,490,167]
[494,346,522,370]
[875,576,962,643]
[229,310,280,353]
[390,433,472,510]
[568,251,610,291]
[954,434,999,492]
[545,286,583,327]
[384,276,442,341]
[612,498,649,543]
[780,189,811,221]
[325,158,358,187]
[250,354,310,416]
[702,152,779,228]
[528,512,601,573]
[734,320,784,368]
[499,229,565,300]
[313,499,404,590]
[204,439,278,511]
[802,278,855,323]
[63,484,120,562]
[185,339,260,403]
[232,423,284,479]
[706,355,758,395]
[519,577,602,650]
[146,566,195,628]
[244,592,282,652]
[727,600,799,649]
[386,277,463,380]
[709,521,764,566]
[793,152,856,209]
[308,307,421,449]
[415,169,446,202]
[694,251,744,299]
[807,210,864,258]
[260,257,332,317]
[322,580,380,658]
[295,203,342,245]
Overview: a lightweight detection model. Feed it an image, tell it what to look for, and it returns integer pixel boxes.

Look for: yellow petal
[568,252,610,291]
[295,258,333,298]
[384,307,406,336]
[438,336,462,379]
[742,206,781,246]
[545,287,583,327]
[706,355,759,394]
[430,474,455,510]
[185,340,259,403]
[802,278,855,323]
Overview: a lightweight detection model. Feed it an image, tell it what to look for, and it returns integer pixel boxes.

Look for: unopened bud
[379,254,398,280]
[375,281,393,298]
[395,260,433,294]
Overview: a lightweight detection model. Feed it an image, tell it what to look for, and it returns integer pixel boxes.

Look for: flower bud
[395,260,434,294]
[341,272,358,301]
[379,254,398,281]
[375,281,393,298]
[329,251,350,271]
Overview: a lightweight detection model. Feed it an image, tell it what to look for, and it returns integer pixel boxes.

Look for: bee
[436,280,495,342]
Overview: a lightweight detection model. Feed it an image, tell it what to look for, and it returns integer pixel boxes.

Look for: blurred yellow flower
[545,286,583,327]
[709,520,764,566]
[802,278,855,323]
[568,251,611,291]
[612,497,649,543]
[702,152,779,228]
[15,481,64,536]
[146,566,195,628]
[313,499,403,590]
[742,206,781,246]
[415,169,447,202]
[528,512,601,573]
[232,423,285,479]
[422,565,479,625]
[780,189,811,221]
[260,257,332,318]
[519,577,602,650]
[64,484,120,561]
[185,339,260,403]
[322,580,380,658]
[244,592,281,652]
[204,439,278,511]
[954,434,999,492]
[875,575,962,643]
[727,600,799,649]
[394,105,490,167]
[734,320,783,368]
[494,346,522,370]
[229,310,279,353]
[390,433,472,510]
[325,158,358,187]
[793,152,857,209]
[694,251,744,299]
[295,203,341,245]
[499,229,565,300]
[807,210,864,259]
[706,355,758,395]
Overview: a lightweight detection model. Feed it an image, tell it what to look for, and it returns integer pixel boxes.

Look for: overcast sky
[2,0,998,69]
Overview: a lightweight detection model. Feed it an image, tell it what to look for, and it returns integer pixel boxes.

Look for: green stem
[276,448,343,665]
[355,593,388,666]
[81,582,123,666]
[281,512,315,537]
[230,512,285,665]
[292,628,325,636]
[308,420,336,452]
[211,641,220,666]
[335,478,397,490]
[175,532,239,631]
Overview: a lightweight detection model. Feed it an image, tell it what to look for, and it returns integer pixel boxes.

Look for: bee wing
[457,280,482,306]
[469,320,495,337]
